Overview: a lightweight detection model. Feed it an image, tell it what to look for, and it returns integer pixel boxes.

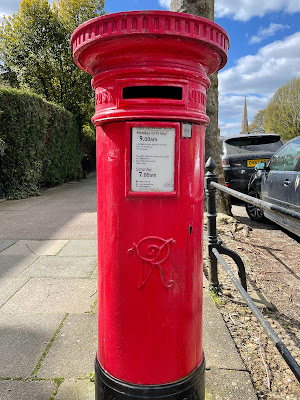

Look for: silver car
[246,136,300,236]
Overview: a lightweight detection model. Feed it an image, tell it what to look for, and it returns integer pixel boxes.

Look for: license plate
[247,158,269,167]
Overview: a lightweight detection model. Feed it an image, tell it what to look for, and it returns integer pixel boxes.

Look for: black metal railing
[204,157,300,383]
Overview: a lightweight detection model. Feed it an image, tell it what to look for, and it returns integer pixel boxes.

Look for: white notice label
[131,127,176,192]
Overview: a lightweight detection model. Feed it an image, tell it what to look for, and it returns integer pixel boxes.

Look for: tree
[170,0,231,214]
[0,0,63,99]
[263,78,300,141]
[249,109,266,134]
[53,0,104,33]
[0,0,104,124]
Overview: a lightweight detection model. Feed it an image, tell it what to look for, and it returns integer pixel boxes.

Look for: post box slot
[123,86,182,100]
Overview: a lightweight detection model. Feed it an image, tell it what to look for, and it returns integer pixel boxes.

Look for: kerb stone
[203,290,245,370]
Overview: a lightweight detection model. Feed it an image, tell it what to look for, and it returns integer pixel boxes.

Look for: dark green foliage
[0,0,101,176]
[81,124,96,175]
[0,86,82,199]
[0,0,104,131]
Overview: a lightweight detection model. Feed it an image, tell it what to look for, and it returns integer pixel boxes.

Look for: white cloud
[161,0,300,18]
[218,32,300,135]
[215,0,300,21]
[219,121,241,137]
[219,32,300,98]
[219,95,268,121]
[158,0,170,9]
[219,94,269,135]
[249,23,290,44]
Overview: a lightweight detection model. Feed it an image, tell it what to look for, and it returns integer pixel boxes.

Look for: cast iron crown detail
[71,11,229,57]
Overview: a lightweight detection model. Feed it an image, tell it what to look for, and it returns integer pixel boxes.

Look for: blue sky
[1,0,299,136]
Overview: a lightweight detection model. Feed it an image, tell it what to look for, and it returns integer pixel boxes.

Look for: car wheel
[246,191,265,222]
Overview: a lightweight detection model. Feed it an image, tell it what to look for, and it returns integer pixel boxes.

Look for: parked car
[246,136,300,236]
[220,133,283,193]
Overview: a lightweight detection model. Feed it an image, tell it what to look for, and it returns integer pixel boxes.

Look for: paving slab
[55,379,95,400]
[0,313,64,378]
[0,176,97,241]
[20,256,97,278]
[0,174,257,399]
[1,278,97,314]
[206,368,257,400]
[1,240,68,256]
[53,214,97,240]
[1,241,35,256]
[0,380,56,400]
[0,195,50,211]
[0,240,17,253]
[38,314,97,379]
[0,276,30,307]
[202,290,245,370]
[0,254,38,279]
[92,267,98,278]
[58,240,98,257]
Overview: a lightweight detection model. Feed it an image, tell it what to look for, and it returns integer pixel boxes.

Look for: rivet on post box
[71,11,229,400]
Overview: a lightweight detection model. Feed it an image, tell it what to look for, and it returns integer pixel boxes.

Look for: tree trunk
[171,0,231,214]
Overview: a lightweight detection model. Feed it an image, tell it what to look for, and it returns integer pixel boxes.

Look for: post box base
[95,356,205,400]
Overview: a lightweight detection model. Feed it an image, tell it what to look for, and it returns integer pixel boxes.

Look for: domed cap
[71,10,229,77]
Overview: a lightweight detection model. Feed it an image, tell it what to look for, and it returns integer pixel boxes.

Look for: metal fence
[204,157,300,383]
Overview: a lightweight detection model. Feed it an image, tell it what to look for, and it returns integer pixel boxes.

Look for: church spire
[241,97,249,134]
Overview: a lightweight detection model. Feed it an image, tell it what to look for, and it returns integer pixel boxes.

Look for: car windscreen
[223,136,282,155]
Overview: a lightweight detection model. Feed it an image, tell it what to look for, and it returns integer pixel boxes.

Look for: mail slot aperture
[123,86,183,100]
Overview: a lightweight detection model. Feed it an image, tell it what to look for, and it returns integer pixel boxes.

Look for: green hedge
[0,86,82,199]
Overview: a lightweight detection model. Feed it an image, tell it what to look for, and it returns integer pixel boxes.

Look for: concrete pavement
[0,174,257,399]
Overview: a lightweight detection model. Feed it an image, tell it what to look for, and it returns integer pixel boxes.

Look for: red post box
[71,11,229,400]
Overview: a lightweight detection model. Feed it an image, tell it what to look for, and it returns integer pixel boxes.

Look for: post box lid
[71,10,229,77]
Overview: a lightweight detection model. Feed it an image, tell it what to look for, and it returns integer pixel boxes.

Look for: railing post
[204,157,219,289]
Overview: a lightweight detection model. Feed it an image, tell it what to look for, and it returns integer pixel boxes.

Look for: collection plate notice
[131,127,175,192]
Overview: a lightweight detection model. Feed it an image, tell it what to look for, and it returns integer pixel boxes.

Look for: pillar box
[71,11,229,400]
